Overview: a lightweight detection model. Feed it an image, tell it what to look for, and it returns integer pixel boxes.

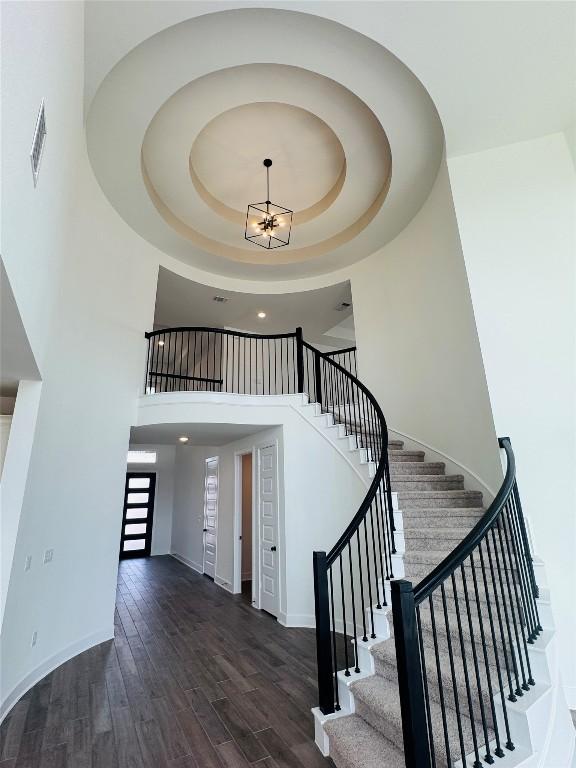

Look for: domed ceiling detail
[87,8,444,280]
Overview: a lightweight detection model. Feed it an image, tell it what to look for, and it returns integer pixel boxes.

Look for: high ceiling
[85,2,575,284]
[86,7,444,281]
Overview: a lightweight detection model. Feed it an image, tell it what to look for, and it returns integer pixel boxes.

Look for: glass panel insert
[125,523,147,535]
[126,508,148,520]
[128,477,151,489]
[123,539,146,551]
[127,492,149,504]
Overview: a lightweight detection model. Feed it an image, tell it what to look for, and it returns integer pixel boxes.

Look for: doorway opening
[240,452,253,603]
[119,472,156,559]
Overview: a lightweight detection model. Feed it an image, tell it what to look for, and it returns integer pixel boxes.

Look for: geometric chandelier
[244,159,293,249]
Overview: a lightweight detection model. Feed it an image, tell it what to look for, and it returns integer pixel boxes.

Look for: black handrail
[393,437,541,768]
[413,437,516,603]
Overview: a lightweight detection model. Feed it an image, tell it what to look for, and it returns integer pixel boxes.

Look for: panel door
[203,457,219,579]
[258,444,279,617]
[120,473,156,559]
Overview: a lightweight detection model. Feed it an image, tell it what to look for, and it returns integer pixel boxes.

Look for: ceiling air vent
[213,296,229,303]
[30,100,47,187]
[334,301,352,312]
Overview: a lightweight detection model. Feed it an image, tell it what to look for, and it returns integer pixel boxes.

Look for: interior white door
[203,456,219,579]
[258,444,279,617]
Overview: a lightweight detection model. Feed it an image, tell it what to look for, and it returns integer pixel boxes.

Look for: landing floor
[0,556,333,768]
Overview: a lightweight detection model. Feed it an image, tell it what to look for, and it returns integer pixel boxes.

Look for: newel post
[391,580,432,768]
[313,551,335,715]
[295,326,305,393]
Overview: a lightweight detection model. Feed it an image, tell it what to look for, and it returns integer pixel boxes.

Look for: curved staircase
[142,326,574,768]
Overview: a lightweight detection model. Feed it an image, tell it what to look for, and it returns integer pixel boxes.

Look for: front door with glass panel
[120,472,156,559]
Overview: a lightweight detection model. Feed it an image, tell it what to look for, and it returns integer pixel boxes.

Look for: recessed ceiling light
[178,436,189,443]
[157,340,165,346]
[257,311,266,319]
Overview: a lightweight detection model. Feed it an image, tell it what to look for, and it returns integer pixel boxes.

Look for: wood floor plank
[3,557,332,768]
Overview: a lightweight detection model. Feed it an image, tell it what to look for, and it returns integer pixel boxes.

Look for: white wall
[448,132,576,706]
[350,158,503,497]
[0,1,161,718]
[141,393,366,626]
[127,443,175,555]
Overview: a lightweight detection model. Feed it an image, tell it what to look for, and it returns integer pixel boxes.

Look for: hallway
[0,557,333,768]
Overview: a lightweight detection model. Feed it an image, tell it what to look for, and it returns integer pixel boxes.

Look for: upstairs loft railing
[144,327,359,396]
[393,438,541,768]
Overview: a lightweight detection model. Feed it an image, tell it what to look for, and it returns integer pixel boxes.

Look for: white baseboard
[0,626,113,724]
[170,552,203,574]
[278,612,316,628]
[214,574,234,593]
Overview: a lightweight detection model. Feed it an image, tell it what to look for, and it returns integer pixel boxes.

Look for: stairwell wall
[350,159,503,497]
[447,132,576,707]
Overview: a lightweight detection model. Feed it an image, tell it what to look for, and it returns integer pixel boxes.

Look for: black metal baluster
[469,549,503,760]
[493,524,529,693]
[440,582,467,765]
[450,571,482,768]
[328,567,340,711]
[485,527,519,701]
[500,507,535,686]
[338,555,350,675]
[429,595,452,767]
[477,539,514,752]
[460,563,492,764]
[356,531,368,642]
[416,605,435,768]
[347,541,360,673]
[512,480,539,600]
[509,492,541,640]
[362,519,376,639]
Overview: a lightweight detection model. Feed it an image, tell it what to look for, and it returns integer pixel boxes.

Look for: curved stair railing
[144,326,397,715]
[393,437,541,768]
[144,328,542,765]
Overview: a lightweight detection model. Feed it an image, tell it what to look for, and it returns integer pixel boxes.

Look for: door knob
[203,528,208,532]
[270,546,277,552]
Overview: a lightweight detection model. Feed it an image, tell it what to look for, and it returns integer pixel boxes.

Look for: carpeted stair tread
[324,714,405,768]
[390,461,446,476]
[351,673,494,762]
[372,631,500,719]
[397,491,483,510]
[392,475,465,491]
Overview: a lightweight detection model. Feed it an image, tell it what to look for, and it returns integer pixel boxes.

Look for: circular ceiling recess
[87,8,444,280]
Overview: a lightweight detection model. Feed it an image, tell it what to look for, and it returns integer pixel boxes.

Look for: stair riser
[388,454,424,463]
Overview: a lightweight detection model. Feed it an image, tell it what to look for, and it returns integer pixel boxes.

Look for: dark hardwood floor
[0,556,334,768]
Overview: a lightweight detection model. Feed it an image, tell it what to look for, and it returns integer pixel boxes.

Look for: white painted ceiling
[85,1,576,159]
[84,2,575,283]
[86,8,443,280]
[130,421,269,446]
[154,267,354,346]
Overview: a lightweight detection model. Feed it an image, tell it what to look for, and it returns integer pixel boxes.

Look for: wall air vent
[213,296,229,303]
[30,100,47,187]
[334,301,352,312]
